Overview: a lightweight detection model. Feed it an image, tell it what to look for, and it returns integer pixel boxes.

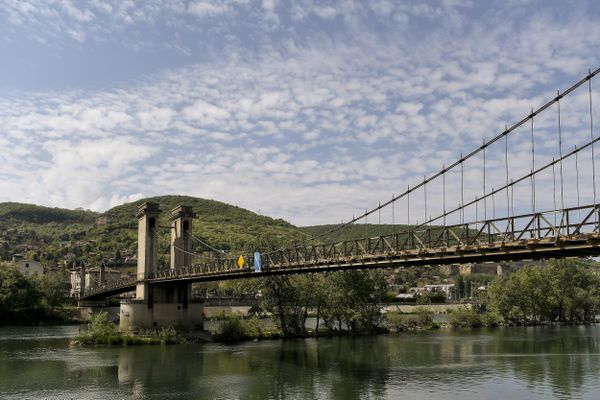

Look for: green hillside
[0,196,310,268]
[0,202,97,224]
[97,195,309,262]
[0,203,98,263]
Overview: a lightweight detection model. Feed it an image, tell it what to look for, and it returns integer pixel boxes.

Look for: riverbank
[203,302,473,319]
[74,312,189,345]
[13,300,596,346]
[73,305,544,346]
[205,302,599,343]
[72,300,598,346]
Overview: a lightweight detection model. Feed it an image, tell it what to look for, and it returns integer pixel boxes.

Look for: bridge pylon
[120,203,203,333]
[135,201,161,301]
[170,205,196,268]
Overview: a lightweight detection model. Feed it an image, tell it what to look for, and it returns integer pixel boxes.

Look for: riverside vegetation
[75,312,186,345]
[213,258,600,342]
[4,257,600,343]
[0,263,74,325]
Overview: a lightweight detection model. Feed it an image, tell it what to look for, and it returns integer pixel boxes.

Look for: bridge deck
[81,231,600,300]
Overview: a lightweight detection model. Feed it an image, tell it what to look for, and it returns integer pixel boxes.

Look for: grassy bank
[385,307,437,332]
[74,312,186,345]
[211,306,525,343]
[75,308,598,347]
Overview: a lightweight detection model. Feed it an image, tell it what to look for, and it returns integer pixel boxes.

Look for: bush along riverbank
[74,312,186,345]
[211,308,498,342]
[212,315,282,342]
[385,307,437,332]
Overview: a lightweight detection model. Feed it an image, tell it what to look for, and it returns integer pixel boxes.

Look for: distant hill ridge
[0,195,307,267]
[102,195,295,228]
[0,202,97,224]
[0,196,295,227]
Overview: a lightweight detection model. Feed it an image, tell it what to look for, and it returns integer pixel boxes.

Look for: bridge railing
[260,204,600,269]
[81,276,137,298]
[82,204,600,292]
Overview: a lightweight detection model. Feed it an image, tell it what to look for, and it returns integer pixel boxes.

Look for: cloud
[187,1,234,17]
[183,100,231,124]
[1,1,600,227]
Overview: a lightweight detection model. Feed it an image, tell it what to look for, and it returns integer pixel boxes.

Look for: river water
[1,325,599,399]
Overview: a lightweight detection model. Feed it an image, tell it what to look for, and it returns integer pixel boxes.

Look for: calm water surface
[1,325,599,399]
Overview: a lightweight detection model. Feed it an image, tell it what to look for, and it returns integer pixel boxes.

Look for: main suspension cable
[309,67,600,240]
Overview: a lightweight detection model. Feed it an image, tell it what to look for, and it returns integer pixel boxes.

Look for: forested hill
[101,195,308,257]
[0,196,309,268]
[103,195,294,230]
[0,202,97,224]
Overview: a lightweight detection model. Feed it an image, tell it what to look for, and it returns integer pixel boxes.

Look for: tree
[488,259,600,325]
[306,274,328,333]
[37,270,70,308]
[261,275,312,336]
[320,270,388,333]
[0,264,44,324]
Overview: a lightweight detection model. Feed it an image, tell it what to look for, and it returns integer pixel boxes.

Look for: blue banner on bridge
[254,252,261,272]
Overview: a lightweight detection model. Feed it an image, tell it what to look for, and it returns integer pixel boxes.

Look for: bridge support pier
[120,203,203,333]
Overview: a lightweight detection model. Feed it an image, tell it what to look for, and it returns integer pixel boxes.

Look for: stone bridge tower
[135,202,161,301]
[170,205,196,269]
[120,202,203,333]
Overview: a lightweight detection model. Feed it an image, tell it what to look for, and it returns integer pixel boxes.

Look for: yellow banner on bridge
[237,255,245,269]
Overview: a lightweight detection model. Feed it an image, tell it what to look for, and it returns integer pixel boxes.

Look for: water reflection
[116,338,393,399]
[487,326,600,398]
[1,325,599,399]
[113,327,600,399]
[118,346,210,399]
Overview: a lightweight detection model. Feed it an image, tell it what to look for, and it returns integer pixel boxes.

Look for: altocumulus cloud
[0,0,600,225]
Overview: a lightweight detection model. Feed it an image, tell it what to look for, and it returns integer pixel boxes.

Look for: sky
[1,0,600,227]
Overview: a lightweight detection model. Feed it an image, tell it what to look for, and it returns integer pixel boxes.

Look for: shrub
[448,307,482,328]
[136,326,186,344]
[214,315,249,342]
[155,326,185,344]
[76,311,118,344]
[386,313,416,331]
[386,307,434,332]
[247,304,265,317]
[481,310,503,327]
[241,316,264,338]
[76,312,185,345]
[416,292,446,304]
[213,315,278,342]
[414,307,434,327]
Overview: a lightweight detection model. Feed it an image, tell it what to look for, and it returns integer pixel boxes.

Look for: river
[1,325,599,399]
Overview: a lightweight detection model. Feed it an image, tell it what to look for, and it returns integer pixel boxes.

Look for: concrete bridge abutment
[119,203,203,333]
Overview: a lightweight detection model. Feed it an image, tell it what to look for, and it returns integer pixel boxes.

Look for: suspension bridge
[79,68,600,331]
